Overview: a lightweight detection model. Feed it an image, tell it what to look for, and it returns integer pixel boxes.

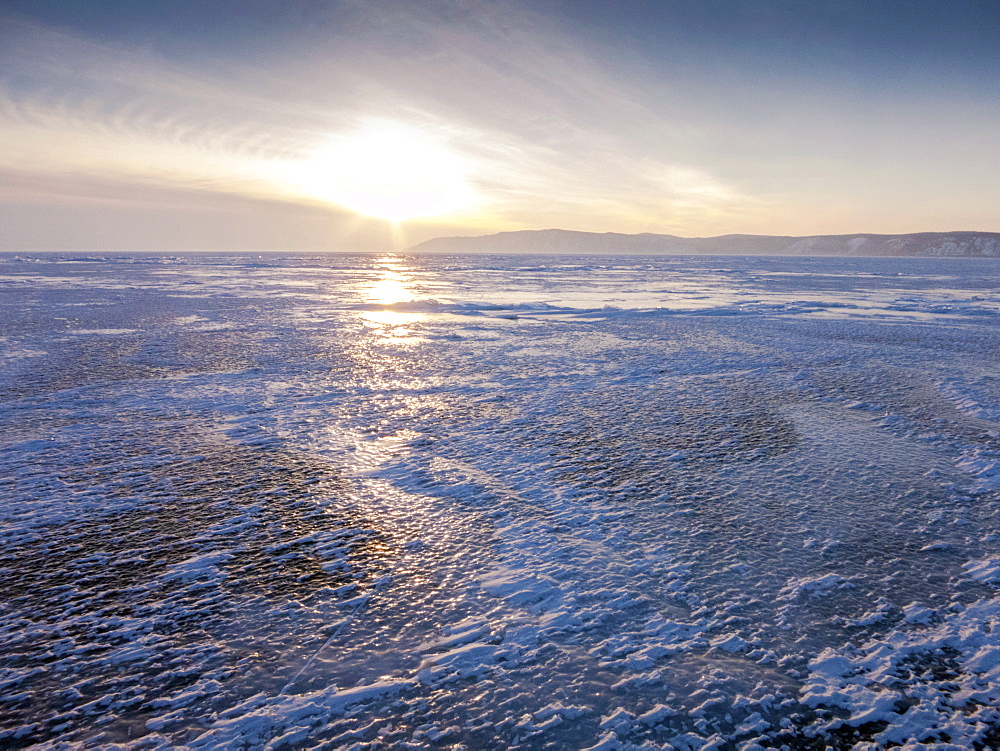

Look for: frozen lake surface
[1,252,1000,749]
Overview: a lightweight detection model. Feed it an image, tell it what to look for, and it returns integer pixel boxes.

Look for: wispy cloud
[2,0,997,249]
[0,4,757,236]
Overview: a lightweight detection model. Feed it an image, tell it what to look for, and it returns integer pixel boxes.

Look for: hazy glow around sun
[280,122,478,222]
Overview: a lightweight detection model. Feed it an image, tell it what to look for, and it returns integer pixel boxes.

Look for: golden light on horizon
[280,122,477,222]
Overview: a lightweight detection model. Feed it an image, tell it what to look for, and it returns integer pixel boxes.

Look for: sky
[1,0,998,251]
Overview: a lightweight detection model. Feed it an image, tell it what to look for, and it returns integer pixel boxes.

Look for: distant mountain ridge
[408,229,1000,257]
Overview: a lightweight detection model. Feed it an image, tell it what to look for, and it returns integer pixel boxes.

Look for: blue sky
[1,0,997,250]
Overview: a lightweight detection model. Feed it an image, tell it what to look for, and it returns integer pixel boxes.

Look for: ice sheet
[1,252,999,748]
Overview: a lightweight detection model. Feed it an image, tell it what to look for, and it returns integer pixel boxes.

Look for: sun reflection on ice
[359,257,427,341]
[367,265,412,306]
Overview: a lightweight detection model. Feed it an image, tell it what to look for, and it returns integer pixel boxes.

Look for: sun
[282,122,477,222]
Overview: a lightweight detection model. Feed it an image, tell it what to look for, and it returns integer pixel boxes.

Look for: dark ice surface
[1,253,999,749]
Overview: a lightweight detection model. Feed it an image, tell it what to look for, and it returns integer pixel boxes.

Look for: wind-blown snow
[1,252,999,748]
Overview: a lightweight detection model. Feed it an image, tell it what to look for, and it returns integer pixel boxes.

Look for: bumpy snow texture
[2,252,1000,750]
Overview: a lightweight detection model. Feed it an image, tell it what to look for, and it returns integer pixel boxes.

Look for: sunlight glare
[368,273,413,306]
[284,122,477,221]
[359,259,426,340]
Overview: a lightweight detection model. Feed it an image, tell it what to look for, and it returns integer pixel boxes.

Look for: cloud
[0,4,756,236]
[2,0,996,249]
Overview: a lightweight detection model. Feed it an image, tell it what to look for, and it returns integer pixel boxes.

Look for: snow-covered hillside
[409,229,1000,257]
